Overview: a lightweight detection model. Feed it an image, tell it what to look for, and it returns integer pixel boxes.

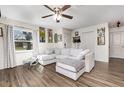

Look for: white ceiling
[0,5,124,29]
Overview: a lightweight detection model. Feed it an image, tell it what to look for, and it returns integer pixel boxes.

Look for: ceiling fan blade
[61,5,71,11]
[62,14,73,19]
[42,14,54,18]
[44,5,54,12]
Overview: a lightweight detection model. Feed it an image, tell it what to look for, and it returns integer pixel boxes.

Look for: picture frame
[73,36,81,43]
[0,27,3,37]
[54,33,58,43]
[58,34,62,42]
[47,29,53,43]
[39,27,45,43]
[97,27,105,45]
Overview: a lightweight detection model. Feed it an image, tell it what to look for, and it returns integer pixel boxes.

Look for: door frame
[82,31,95,52]
[109,27,124,59]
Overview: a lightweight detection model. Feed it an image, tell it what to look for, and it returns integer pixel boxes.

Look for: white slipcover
[57,59,85,72]
[37,54,56,61]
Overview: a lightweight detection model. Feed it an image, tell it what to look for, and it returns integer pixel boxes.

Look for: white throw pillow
[54,49,61,55]
[61,48,70,55]
[70,48,83,57]
[77,49,90,60]
[45,49,54,55]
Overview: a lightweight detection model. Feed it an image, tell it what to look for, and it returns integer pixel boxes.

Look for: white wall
[72,23,109,62]
[54,28,64,49]
[63,28,72,48]
[95,23,109,62]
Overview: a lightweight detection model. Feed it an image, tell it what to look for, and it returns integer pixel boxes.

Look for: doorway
[110,31,124,59]
[82,31,95,53]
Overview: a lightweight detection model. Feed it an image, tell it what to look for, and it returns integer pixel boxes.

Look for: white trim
[15,50,33,53]
[13,25,34,31]
[110,26,124,32]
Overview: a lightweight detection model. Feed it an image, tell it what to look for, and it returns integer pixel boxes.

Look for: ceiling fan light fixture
[56,14,61,20]
[54,14,61,22]
[54,14,57,19]
[56,19,60,23]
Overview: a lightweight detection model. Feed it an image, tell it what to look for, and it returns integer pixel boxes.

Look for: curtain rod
[0,22,37,31]
[14,25,36,31]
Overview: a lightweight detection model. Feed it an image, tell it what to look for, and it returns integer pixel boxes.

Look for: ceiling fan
[42,5,73,23]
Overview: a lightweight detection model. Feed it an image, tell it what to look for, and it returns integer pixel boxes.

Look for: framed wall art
[73,36,81,43]
[58,34,62,42]
[0,27,3,37]
[47,29,53,43]
[97,27,105,45]
[39,27,45,43]
[54,33,58,43]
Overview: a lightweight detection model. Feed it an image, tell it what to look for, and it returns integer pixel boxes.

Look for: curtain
[3,25,16,68]
[33,29,39,56]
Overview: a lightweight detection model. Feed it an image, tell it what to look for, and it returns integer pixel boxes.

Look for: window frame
[13,27,34,53]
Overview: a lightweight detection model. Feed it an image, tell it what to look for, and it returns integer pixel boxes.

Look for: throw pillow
[61,48,70,55]
[54,49,61,55]
[77,49,90,60]
[45,49,54,55]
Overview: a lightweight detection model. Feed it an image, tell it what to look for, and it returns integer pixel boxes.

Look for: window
[14,27,33,51]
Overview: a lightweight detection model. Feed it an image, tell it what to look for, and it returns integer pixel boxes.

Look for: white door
[82,31,95,52]
[120,31,124,58]
[110,31,124,58]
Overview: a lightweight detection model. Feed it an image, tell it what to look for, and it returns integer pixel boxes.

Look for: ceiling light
[56,14,61,20]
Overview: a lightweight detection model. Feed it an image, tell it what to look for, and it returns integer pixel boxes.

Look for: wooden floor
[0,58,124,87]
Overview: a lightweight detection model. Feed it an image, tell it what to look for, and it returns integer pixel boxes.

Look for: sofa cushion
[37,54,56,61]
[77,49,90,60]
[56,55,82,60]
[57,58,85,73]
[61,48,70,55]
[45,49,54,55]
[70,49,83,57]
[67,56,82,60]
[56,55,69,59]
[54,48,61,55]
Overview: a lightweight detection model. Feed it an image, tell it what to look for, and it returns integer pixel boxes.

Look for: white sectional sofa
[37,48,95,80]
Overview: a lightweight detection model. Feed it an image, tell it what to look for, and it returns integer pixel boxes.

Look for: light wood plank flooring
[0,58,124,87]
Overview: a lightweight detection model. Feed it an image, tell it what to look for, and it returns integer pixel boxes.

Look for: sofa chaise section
[56,49,95,80]
[37,53,56,66]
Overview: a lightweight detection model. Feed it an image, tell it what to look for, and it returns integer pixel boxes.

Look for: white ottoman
[56,58,85,80]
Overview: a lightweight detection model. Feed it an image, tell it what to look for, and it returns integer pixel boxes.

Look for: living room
[0,2,124,91]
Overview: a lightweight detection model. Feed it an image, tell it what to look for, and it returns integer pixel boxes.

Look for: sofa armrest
[84,52,95,72]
